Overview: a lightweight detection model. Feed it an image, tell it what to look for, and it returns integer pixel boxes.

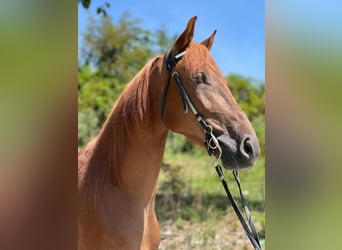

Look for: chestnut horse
[78,16,259,250]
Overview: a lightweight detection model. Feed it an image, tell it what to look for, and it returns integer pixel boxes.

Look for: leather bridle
[159,50,262,250]
[159,50,220,156]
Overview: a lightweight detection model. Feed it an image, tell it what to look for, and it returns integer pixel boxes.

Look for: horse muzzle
[217,134,259,170]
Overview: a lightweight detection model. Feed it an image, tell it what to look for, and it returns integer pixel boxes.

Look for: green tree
[80,13,155,82]
[226,74,265,121]
[79,0,110,16]
[79,0,90,9]
[78,65,119,146]
[78,13,175,147]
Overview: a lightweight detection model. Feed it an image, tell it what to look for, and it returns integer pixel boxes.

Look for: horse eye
[201,72,208,84]
[193,72,209,85]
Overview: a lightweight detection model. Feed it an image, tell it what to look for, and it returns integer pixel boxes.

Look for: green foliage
[158,160,228,224]
[226,74,265,156]
[226,74,265,121]
[156,154,265,236]
[165,132,197,154]
[81,14,153,82]
[79,0,90,9]
[159,163,187,197]
[251,114,265,156]
[78,65,119,146]
[79,0,110,16]
[78,13,175,147]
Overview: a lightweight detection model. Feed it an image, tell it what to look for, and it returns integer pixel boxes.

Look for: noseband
[159,50,262,250]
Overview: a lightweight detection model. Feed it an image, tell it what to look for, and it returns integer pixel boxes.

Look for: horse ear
[171,16,197,54]
[201,30,217,50]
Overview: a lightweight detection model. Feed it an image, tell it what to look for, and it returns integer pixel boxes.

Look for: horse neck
[82,56,168,204]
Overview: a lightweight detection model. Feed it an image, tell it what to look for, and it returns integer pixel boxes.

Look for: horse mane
[79,56,163,201]
[79,43,219,203]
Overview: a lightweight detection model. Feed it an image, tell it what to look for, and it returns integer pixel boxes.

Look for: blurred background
[3,0,340,249]
[78,1,265,249]
[266,1,342,249]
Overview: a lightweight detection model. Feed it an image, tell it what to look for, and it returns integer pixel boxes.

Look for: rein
[160,50,262,250]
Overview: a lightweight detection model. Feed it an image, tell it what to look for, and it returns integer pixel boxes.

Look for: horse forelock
[181,42,220,76]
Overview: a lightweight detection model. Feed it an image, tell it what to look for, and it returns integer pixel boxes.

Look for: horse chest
[79,188,160,250]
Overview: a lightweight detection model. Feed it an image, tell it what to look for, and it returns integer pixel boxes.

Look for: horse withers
[78,16,259,250]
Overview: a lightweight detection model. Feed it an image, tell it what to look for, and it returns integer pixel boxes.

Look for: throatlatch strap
[171,71,189,114]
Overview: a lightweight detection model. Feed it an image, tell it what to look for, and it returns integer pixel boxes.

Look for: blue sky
[78,0,265,82]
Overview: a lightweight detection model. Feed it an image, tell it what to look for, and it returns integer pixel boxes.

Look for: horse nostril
[244,139,253,155]
[240,136,259,160]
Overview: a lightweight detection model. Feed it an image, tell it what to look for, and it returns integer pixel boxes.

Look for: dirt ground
[159,213,262,250]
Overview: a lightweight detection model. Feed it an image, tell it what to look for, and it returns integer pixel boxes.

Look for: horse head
[161,16,260,170]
